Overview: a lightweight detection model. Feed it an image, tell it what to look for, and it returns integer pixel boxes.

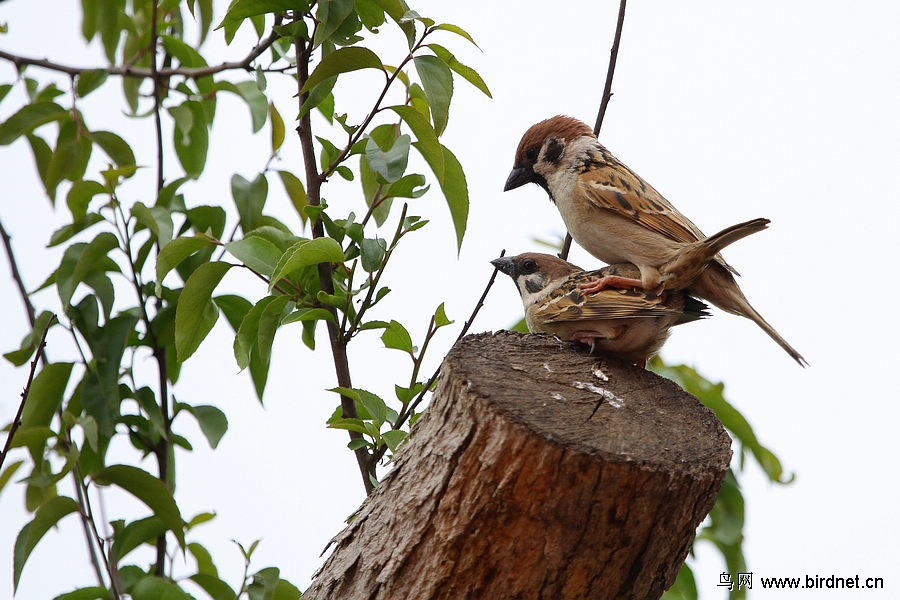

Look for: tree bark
[304,331,732,600]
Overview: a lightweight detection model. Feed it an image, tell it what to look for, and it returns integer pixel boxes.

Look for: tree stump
[303,331,732,600]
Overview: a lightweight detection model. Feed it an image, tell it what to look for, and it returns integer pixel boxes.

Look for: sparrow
[504,115,806,366]
[491,253,710,366]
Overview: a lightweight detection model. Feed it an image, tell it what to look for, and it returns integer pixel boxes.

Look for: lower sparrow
[492,253,709,367]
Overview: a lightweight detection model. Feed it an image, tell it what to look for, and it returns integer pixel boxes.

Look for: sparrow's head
[491,252,582,302]
[504,116,594,196]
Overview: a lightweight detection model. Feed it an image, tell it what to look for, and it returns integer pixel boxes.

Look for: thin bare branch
[379,250,506,463]
[560,0,627,261]
[0,315,56,472]
[594,0,628,136]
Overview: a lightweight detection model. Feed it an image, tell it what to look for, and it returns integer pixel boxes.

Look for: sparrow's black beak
[503,166,531,191]
[490,256,516,277]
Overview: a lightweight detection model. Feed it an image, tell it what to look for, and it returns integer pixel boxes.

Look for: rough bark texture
[304,331,732,600]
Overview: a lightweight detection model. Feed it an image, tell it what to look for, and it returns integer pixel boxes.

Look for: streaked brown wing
[576,143,707,245]
[534,276,680,324]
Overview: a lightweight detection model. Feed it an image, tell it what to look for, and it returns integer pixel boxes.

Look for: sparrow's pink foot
[577,275,643,295]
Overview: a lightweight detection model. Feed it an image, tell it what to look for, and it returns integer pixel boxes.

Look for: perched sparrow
[491,253,710,366]
[504,115,806,366]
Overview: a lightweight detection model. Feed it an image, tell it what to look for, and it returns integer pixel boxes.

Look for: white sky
[1,1,899,598]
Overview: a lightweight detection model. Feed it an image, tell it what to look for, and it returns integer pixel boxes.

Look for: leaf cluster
[1,0,489,597]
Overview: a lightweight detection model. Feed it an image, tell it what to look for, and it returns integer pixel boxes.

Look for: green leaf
[386,173,428,199]
[25,133,53,199]
[161,34,209,68]
[217,0,303,32]
[280,307,335,326]
[427,43,491,98]
[301,46,385,92]
[432,22,479,46]
[3,311,57,367]
[131,575,194,600]
[214,294,253,334]
[56,232,119,309]
[381,320,413,353]
[0,102,67,145]
[314,0,360,46]
[91,130,136,168]
[132,202,174,247]
[434,302,452,327]
[169,101,209,178]
[299,76,336,119]
[181,404,229,449]
[358,390,389,426]
[413,55,453,136]
[662,564,697,600]
[436,144,468,250]
[232,173,268,233]
[225,236,282,277]
[47,214,106,247]
[79,313,138,437]
[257,296,292,368]
[188,541,219,576]
[20,362,74,431]
[190,574,237,600]
[156,236,216,295]
[360,237,386,273]
[277,170,308,224]
[175,262,232,362]
[75,69,109,97]
[382,429,407,453]
[272,578,303,600]
[365,133,411,184]
[234,296,272,370]
[54,587,111,600]
[0,460,25,495]
[233,80,268,133]
[112,516,167,561]
[94,465,185,548]
[13,496,80,591]
[269,238,344,292]
[648,358,793,484]
[391,105,443,179]
[66,180,106,220]
[356,0,386,30]
[46,119,93,200]
[269,102,285,152]
[187,512,217,530]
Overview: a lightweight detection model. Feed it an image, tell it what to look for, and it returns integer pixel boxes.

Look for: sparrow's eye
[521,259,537,273]
[525,147,538,161]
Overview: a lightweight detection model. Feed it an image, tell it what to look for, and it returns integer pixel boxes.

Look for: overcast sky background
[2,1,899,598]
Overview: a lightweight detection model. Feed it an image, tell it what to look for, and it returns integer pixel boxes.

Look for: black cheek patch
[524,275,547,294]
[543,137,565,165]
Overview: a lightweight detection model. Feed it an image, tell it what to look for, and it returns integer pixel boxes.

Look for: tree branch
[294,30,375,494]
[0,218,109,587]
[376,250,505,464]
[0,315,55,472]
[560,0,627,261]
[0,29,280,80]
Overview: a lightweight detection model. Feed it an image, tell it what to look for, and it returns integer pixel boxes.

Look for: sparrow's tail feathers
[702,217,770,267]
[695,265,808,367]
[738,297,808,367]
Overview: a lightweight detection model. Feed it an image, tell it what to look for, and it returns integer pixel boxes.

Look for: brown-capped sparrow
[492,253,710,367]
[504,115,806,366]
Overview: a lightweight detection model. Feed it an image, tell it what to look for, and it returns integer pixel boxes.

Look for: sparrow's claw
[577,275,644,295]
